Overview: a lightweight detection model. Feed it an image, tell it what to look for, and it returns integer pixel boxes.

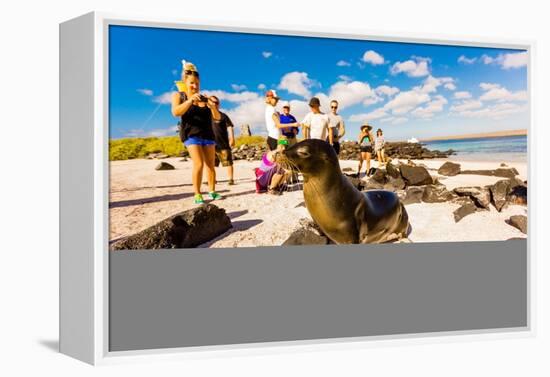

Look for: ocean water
[422,135,528,162]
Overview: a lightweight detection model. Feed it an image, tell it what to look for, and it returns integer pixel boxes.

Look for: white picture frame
[60,11,535,365]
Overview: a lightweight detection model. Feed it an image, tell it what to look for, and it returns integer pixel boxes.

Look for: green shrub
[109,134,268,161]
[109,136,184,161]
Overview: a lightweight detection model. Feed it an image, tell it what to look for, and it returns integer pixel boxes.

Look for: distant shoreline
[418,129,527,142]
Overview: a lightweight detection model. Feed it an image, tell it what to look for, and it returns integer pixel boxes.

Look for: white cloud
[137,88,153,96]
[202,90,260,103]
[500,51,528,69]
[231,84,247,92]
[338,75,353,82]
[375,85,400,97]
[383,89,431,115]
[363,97,383,106]
[481,51,528,69]
[257,83,266,90]
[223,97,267,134]
[262,51,272,58]
[390,57,430,77]
[444,82,456,90]
[479,82,501,91]
[380,116,408,125]
[324,80,379,110]
[450,99,483,112]
[415,75,454,94]
[349,108,388,122]
[336,60,351,67]
[478,83,528,102]
[481,54,495,65]
[458,55,477,64]
[362,50,385,65]
[453,91,472,99]
[125,125,178,138]
[411,95,448,119]
[153,92,173,105]
[458,102,527,120]
[278,71,314,98]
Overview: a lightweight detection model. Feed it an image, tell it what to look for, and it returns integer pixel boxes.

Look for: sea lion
[280,139,410,244]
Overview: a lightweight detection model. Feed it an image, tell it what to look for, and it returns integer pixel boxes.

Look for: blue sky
[109,25,528,140]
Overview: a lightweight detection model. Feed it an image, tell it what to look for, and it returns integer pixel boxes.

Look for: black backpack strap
[179,91,187,103]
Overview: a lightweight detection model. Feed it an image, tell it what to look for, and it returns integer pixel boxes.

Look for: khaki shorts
[215,148,233,167]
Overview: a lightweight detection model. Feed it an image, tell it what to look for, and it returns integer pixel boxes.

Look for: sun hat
[361,123,373,131]
[265,90,280,99]
[281,101,291,108]
[308,97,321,107]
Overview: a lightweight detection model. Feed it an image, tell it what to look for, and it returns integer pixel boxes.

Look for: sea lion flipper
[354,198,369,243]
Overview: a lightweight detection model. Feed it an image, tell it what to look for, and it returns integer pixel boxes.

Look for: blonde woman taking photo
[172,61,221,204]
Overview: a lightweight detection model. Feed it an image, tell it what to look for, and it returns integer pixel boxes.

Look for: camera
[198,94,208,102]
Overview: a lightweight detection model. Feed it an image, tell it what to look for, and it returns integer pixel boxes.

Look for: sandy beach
[109,156,527,247]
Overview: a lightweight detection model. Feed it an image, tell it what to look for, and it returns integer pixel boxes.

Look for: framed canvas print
[60,12,534,365]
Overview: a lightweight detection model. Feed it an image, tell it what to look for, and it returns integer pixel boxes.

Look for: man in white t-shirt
[327,99,346,155]
[302,97,332,144]
[264,90,281,151]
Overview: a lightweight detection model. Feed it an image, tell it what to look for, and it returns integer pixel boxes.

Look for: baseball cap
[281,101,291,108]
[308,97,321,107]
[265,90,280,99]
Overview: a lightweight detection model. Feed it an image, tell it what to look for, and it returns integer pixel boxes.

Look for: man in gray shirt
[327,99,346,155]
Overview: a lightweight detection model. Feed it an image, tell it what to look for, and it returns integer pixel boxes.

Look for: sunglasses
[331,106,338,109]
[184,70,200,78]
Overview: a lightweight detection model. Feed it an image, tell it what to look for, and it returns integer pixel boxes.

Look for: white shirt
[302,112,330,140]
[265,104,279,139]
[327,113,344,138]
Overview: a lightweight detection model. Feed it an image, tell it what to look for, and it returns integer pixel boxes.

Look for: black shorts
[332,141,340,155]
[267,136,278,151]
[360,145,373,153]
[214,148,233,167]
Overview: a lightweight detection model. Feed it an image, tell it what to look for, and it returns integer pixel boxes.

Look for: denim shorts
[184,136,216,147]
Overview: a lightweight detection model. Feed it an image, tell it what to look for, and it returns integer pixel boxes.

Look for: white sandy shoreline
[109,157,527,247]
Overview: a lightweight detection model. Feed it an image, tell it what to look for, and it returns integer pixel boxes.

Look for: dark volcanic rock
[453,201,477,222]
[399,165,433,186]
[111,204,232,250]
[401,186,425,204]
[370,168,387,183]
[422,184,455,203]
[489,178,527,211]
[453,186,491,209]
[461,167,519,178]
[437,161,461,176]
[283,219,331,245]
[385,162,401,178]
[344,173,364,190]
[507,215,527,234]
[384,176,406,191]
[155,162,175,170]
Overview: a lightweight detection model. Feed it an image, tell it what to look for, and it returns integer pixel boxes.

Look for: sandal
[194,193,205,204]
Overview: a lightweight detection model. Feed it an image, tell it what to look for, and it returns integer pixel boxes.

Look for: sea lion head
[280,139,340,177]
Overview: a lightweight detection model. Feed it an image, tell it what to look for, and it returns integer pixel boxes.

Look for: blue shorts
[184,136,216,147]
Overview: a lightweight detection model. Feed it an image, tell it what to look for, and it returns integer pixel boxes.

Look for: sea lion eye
[297,148,310,158]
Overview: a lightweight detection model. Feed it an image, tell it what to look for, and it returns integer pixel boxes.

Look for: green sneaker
[208,191,222,200]
[194,194,205,204]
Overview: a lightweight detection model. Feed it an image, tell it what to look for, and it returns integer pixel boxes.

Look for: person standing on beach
[265,90,281,151]
[357,123,374,176]
[279,102,301,147]
[374,128,387,166]
[171,61,222,204]
[327,99,346,155]
[302,97,332,144]
[209,95,236,185]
